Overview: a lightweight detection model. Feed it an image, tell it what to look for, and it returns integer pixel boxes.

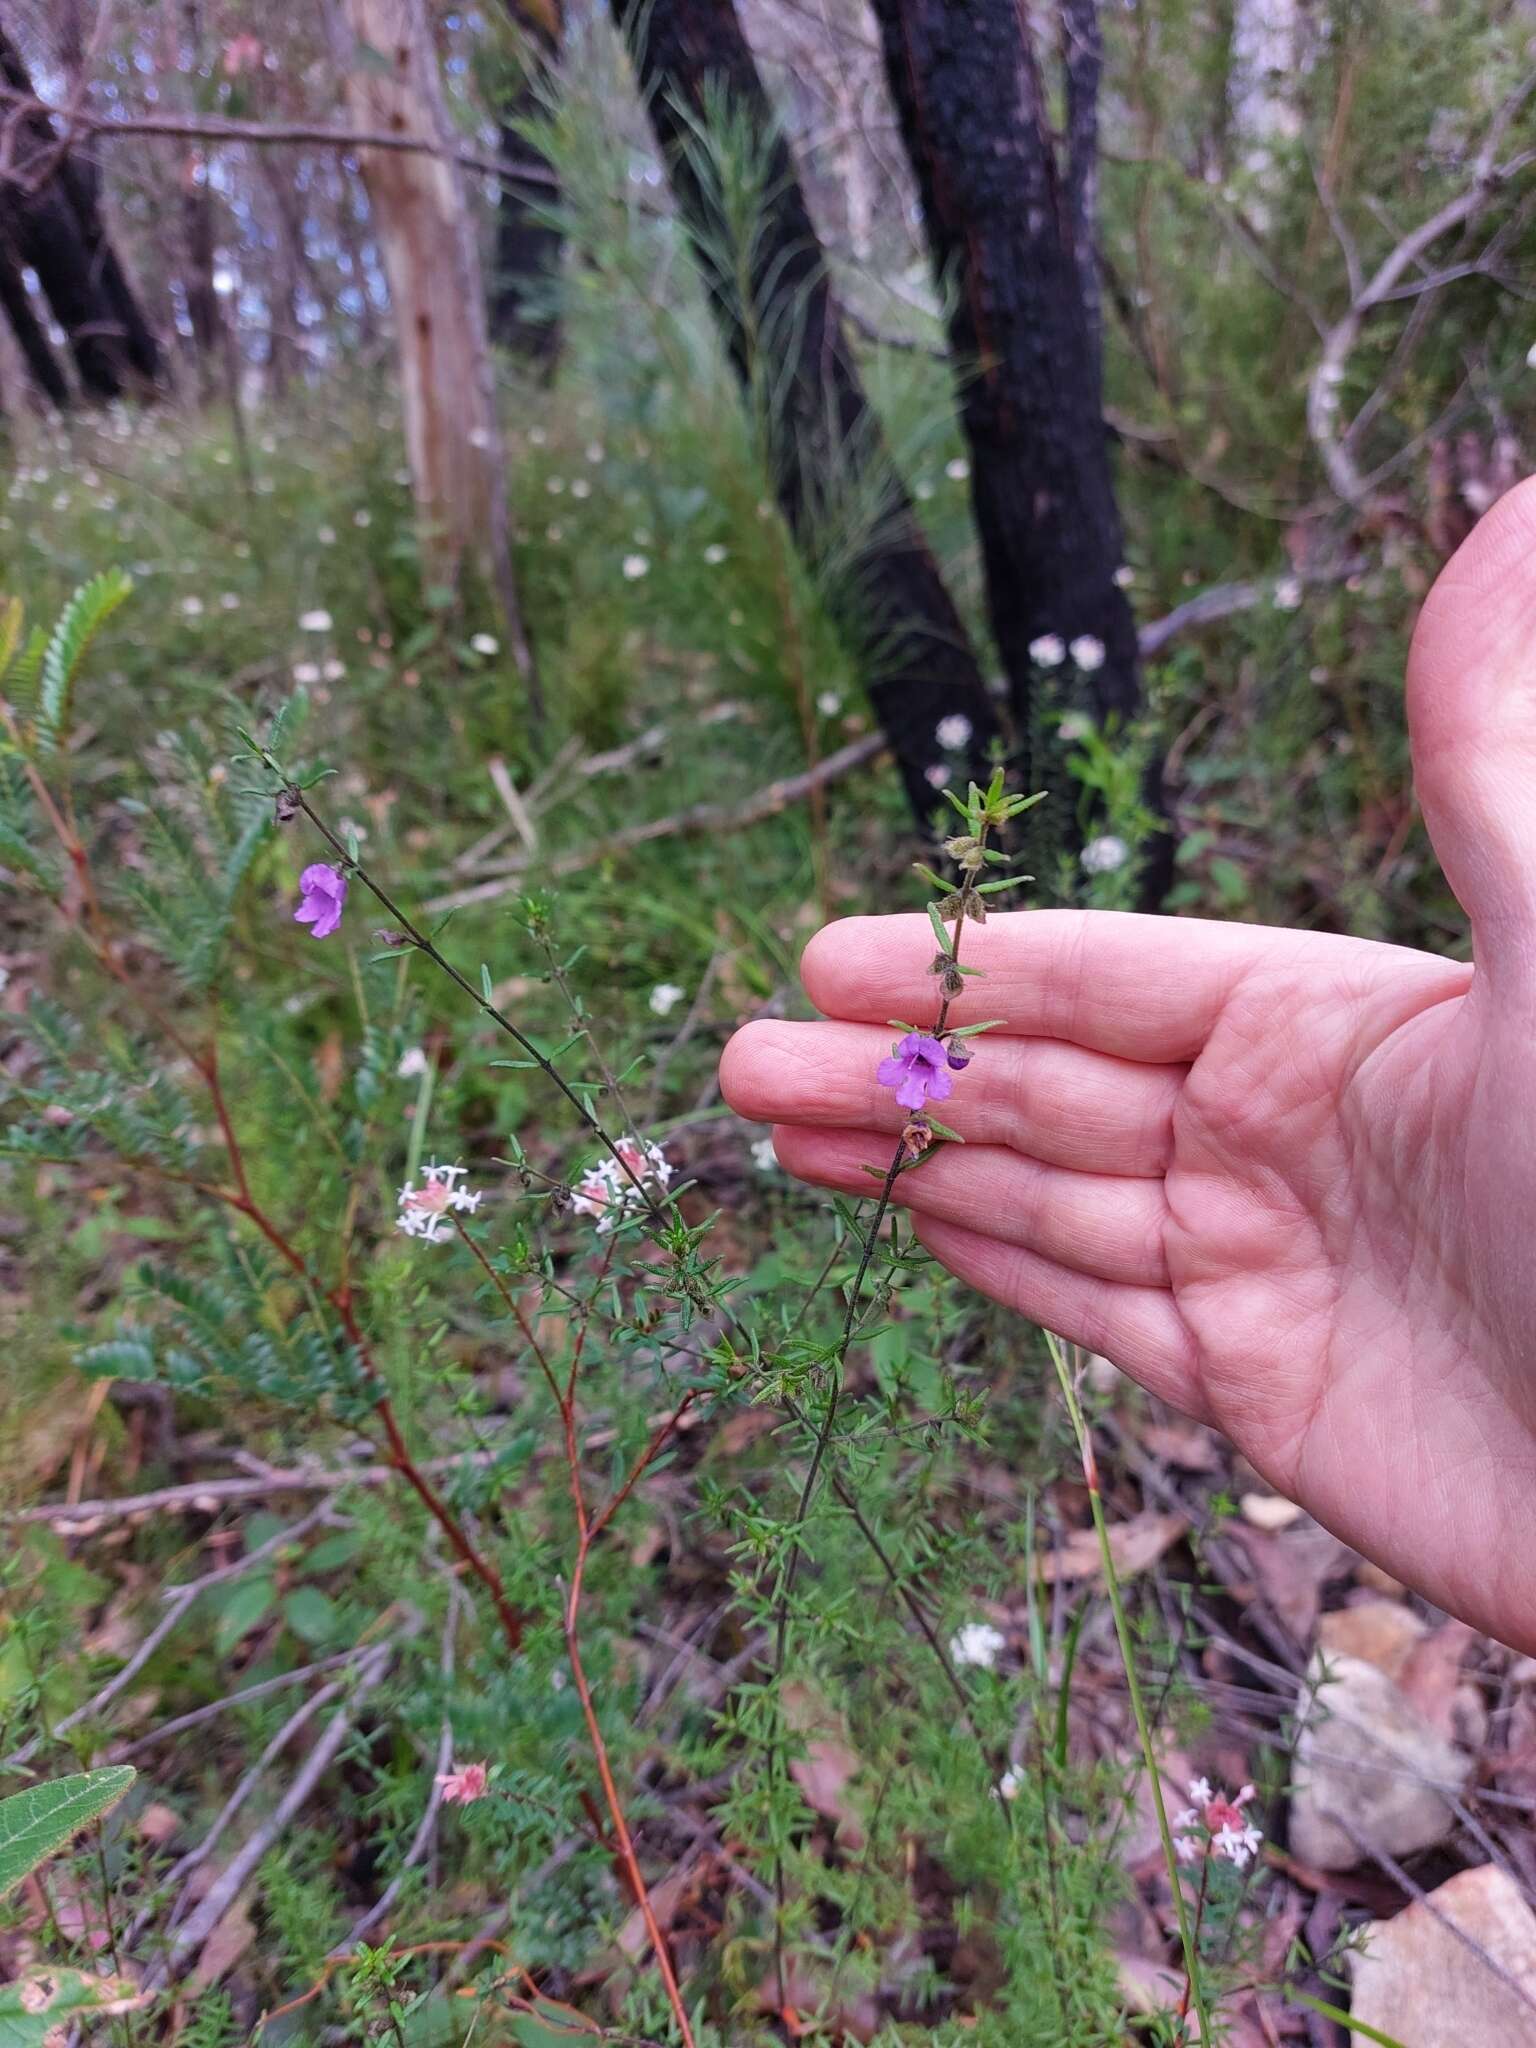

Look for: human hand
[722,477,1536,1651]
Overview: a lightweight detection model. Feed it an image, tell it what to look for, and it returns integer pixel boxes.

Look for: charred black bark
[868,0,1141,785]
[0,23,162,394]
[0,232,68,408]
[610,0,1003,823]
[489,0,563,370]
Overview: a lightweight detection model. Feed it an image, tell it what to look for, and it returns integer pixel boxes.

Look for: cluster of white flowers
[1173,1777,1263,1870]
[1029,633,1065,667]
[299,608,333,633]
[570,1136,673,1233]
[1081,834,1129,875]
[750,1135,778,1173]
[816,690,843,717]
[396,1160,483,1245]
[1272,575,1303,611]
[649,982,686,1017]
[1069,633,1105,672]
[469,632,500,656]
[936,713,973,750]
[703,543,729,566]
[949,1620,1006,1670]
[945,457,970,482]
[622,554,649,581]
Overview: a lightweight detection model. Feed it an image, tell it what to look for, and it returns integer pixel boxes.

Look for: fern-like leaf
[35,569,133,757]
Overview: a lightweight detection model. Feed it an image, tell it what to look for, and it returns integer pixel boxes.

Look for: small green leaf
[0,1768,136,1899]
[924,1116,963,1143]
[926,904,953,956]
[949,1019,1005,1037]
[479,963,495,1004]
[977,874,1035,895]
[283,1586,340,1646]
[214,1575,277,1656]
[911,862,951,893]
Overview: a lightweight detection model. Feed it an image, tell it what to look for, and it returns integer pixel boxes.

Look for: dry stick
[3,1586,198,1772]
[110,1645,372,1759]
[155,1645,395,1984]
[11,1453,501,1526]
[0,90,558,192]
[332,1591,464,1955]
[423,733,887,912]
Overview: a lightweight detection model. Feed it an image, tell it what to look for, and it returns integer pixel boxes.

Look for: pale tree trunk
[332,0,539,709]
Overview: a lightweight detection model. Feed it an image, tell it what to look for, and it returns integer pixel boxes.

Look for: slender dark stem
[293,790,663,1219]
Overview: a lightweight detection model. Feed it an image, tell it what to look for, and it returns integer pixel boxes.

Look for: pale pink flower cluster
[570,1136,673,1232]
[396,1160,483,1244]
[1173,1777,1263,1870]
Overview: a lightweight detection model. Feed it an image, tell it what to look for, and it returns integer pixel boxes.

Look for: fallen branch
[0,89,556,194]
[156,1643,395,1983]
[9,1450,501,1526]
[424,731,887,913]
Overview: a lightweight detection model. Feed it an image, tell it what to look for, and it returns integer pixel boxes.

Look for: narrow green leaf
[926,903,953,955]
[1289,1992,1406,2048]
[977,874,1036,895]
[480,963,495,1004]
[0,1768,136,1899]
[924,1116,963,1143]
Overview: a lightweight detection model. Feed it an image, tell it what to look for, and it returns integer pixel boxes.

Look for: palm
[1162,937,1536,1636]
[723,478,1536,1650]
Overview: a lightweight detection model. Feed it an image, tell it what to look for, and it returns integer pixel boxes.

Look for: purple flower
[877,1032,956,1112]
[294,862,347,939]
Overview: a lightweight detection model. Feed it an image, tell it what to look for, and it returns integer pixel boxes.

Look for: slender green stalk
[1043,1329,1211,2044]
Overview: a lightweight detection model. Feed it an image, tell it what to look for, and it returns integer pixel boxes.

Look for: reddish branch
[455,1223,700,2045]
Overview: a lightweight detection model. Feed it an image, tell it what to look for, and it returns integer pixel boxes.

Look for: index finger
[800,909,1279,1062]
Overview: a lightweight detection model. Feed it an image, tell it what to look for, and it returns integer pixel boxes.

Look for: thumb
[1407,473,1536,970]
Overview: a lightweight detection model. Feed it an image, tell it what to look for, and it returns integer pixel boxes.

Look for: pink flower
[876,1032,955,1112]
[294,863,347,939]
[1174,1778,1264,1870]
[436,1760,489,1805]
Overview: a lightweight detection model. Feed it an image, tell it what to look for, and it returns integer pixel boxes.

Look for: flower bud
[274,787,300,824]
[372,927,414,949]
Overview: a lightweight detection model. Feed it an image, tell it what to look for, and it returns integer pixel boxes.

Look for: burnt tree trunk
[868,0,1140,775]
[490,0,564,370]
[0,22,162,394]
[610,0,1002,822]
[0,232,68,408]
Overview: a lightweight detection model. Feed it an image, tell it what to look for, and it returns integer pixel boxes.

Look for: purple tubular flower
[294,862,347,939]
[876,1032,955,1111]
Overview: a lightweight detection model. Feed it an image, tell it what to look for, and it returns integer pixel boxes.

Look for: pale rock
[1290,1652,1471,1870]
[1319,1598,1425,1682]
[1239,1489,1303,1531]
[1348,1865,1536,2047]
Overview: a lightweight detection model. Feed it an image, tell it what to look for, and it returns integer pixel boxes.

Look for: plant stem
[1043,1330,1211,2043]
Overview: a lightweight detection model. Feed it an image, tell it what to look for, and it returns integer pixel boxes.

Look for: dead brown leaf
[1039,1509,1185,1585]
[187,1895,256,1992]
[782,1681,865,1848]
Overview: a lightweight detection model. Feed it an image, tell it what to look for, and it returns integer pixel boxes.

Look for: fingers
[1407,474,1536,966]
[720,1018,1182,1176]
[770,1125,1172,1286]
[913,1216,1201,1416]
[798,910,1282,1062]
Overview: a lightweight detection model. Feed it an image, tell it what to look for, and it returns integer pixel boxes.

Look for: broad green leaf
[0,1767,135,1899]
